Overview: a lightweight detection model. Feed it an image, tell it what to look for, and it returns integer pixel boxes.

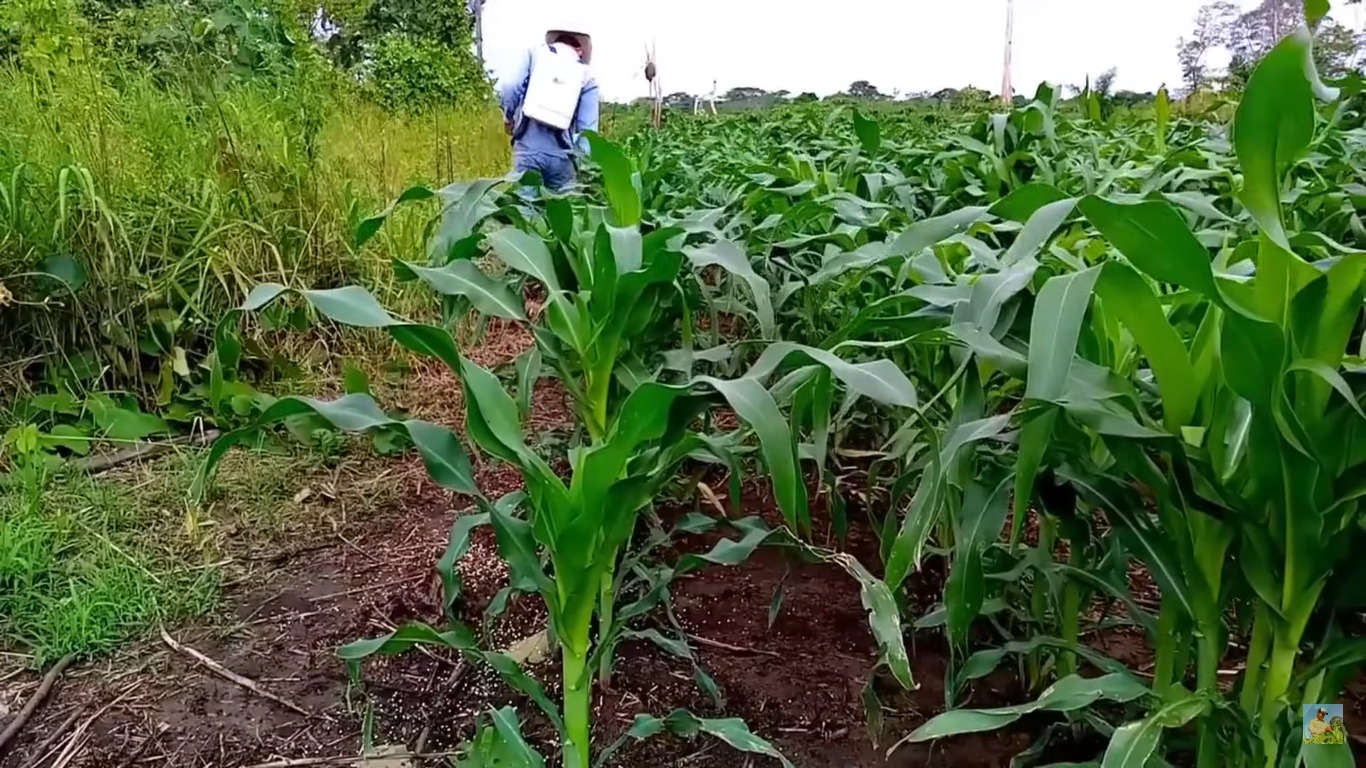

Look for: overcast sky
[482,0,1365,102]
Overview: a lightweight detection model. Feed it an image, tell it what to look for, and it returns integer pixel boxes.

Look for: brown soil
[0,455,1041,768]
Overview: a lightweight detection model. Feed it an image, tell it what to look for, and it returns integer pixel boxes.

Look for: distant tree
[1315,18,1363,78]
[846,79,883,99]
[931,87,959,106]
[1176,1,1238,91]
[1112,90,1154,106]
[950,86,992,110]
[794,91,818,103]
[662,90,694,110]
[1212,0,1363,87]
[721,86,767,102]
[1093,66,1118,98]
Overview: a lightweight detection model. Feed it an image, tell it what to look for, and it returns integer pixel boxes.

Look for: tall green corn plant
[896,17,1364,767]
[198,138,916,768]
[1053,21,1364,768]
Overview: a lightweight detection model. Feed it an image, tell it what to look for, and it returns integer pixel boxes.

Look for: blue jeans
[513,149,576,191]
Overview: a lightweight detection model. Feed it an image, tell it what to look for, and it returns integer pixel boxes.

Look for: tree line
[1178,0,1363,92]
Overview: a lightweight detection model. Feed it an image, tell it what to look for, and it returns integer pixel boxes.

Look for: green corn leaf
[889,206,990,256]
[515,346,541,421]
[946,323,1028,377]
[962,256,1038,333]
[488,228,563,293]
[338,622,478,661]
[1011,406,1059,546]
[396,259,526,320]
[1161,190,1230,223]
[804,241,893,286]
[893,673,1149,748]
[1220,312,1286,408]
[1155,85,1170,153]
[218,283,467,377]
[989,183,1072,223]
[456,707,546,767]
[1101,691,1209,768]
[852,108,881,155]
[607,223,643,274]
[1094,261,1198,430]
[685,239,776,339]
[485,706,546,768]
[957,636,1133,687]
[823,552,914,690]
[1305,0,1330,27]
[598,709,794,768]
[1287,359,1366,420]
[1077,197,1223,302]
[586,132,642,226]
[1301,741,1354,768]
[1234,29,1318,252]
[489,501,555,595]
[697,376,807,534]
[744,342,917,409]
[430,179,504,264]
[458,356,534,461]
[195,394,478,499]
[267,283,397,326]
[1026,265,1102,402]
[338,624,563,731]
[355,184,435,247]
[436,511,492,618]
[672,517,780,574]
[1001,198,1078,267]
[945,476,1012,650]
[883,457,949,589]
[405,419,481,495]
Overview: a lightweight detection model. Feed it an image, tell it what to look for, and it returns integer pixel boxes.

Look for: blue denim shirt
[500,44,600,157]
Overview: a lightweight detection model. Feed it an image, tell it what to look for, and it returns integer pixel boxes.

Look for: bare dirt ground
[0,452,1039,767]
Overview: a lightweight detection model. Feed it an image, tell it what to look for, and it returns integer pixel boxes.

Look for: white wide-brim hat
[545,29,593,64]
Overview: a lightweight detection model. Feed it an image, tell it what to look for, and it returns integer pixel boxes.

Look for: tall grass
[0,55,509,400]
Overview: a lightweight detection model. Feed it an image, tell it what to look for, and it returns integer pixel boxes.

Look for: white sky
[482,0,1365,102]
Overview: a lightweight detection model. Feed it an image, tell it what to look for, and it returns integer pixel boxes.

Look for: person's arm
[500,48,533,128]
[573,80,600,155]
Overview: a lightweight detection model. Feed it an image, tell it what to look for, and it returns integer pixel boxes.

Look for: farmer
[1308,708,1331,738]
[500,13,600,191]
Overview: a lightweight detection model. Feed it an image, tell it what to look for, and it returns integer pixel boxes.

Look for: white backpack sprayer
[519,12,594,131]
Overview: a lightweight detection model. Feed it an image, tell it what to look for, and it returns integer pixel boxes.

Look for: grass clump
[0,443,395,667]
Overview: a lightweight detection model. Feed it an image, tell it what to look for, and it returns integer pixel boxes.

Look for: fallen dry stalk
[158,627,319,719]
[241,749,459,768]
[686,633,782,659]
[0,652,76,753]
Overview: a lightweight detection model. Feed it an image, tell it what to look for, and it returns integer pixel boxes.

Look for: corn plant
[886,15,1364,768]
[198,136,915,767]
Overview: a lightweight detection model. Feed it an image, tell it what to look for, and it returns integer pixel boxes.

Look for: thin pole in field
[1001,0,1015,104]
